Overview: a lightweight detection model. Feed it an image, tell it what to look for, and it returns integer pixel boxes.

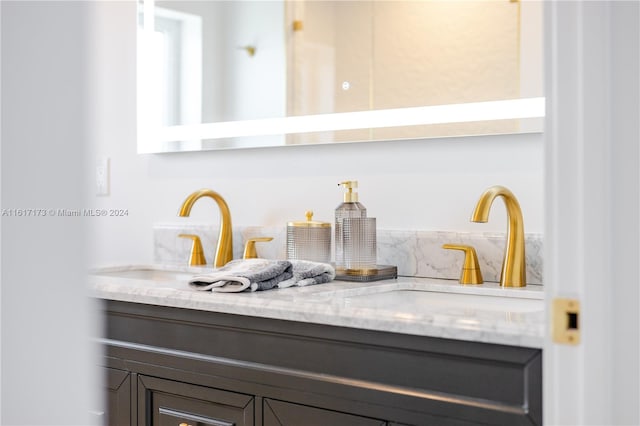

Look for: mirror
[137,0,544,153]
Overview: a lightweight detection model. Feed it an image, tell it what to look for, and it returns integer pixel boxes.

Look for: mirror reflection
[137,0,543,152]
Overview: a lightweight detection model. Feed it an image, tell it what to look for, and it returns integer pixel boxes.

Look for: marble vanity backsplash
[154,224,543,285]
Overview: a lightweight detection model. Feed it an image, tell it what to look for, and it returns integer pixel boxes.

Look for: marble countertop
[89,264,545,349]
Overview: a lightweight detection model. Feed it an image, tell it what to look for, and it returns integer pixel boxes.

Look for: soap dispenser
[335,181,368,269]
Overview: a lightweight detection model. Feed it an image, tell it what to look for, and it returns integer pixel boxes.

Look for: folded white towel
[189,259,335,293]
[189,259,292,292]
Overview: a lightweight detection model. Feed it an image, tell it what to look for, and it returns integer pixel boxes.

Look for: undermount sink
[90,265,206,282]
[342,289,543,313]
[302,276,544,310]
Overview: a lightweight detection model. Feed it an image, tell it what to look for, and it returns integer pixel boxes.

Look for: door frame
[543,1,639,424]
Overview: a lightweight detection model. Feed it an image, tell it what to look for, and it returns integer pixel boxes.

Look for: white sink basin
[94,268,194,282]
[343,289,543,313]
[90,265,207,283]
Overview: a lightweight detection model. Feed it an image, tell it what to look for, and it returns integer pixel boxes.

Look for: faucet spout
[471,185,526,287]
[179,189,233,268]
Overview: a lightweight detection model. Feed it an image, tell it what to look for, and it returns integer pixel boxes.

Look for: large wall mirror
[137,0,544,153]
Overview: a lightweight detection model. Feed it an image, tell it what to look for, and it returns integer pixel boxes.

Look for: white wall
[89,2,544,267]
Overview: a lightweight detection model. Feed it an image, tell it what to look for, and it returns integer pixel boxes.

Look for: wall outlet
[96,157,110,196]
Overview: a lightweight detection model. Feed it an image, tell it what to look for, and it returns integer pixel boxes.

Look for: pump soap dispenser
[335,181,368,269]
[334,180,397,282]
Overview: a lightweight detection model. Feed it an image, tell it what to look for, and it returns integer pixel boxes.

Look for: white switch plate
[96,157,110,196]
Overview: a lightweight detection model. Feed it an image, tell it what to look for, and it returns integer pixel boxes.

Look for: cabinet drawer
[138,375,254,426]
[263,398,386,426]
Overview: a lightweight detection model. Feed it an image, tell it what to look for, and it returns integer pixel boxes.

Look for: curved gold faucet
[178,189,233,268]
[471,185,526,287]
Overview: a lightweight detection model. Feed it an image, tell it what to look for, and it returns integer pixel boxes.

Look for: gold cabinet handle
[442,244,484,285]
[178,234,207,266]
[179,423,192,426]
[243,237,274,259]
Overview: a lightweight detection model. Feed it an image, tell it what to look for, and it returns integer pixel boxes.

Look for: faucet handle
[243,237,274,259]
[442,244,484,285]
[178,234,207,266]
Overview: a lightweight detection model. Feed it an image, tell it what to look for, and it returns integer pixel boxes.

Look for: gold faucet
[471,185,526,287]
[178,189,233,268]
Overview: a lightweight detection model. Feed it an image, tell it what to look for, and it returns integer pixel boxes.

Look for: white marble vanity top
[89,264,545,349]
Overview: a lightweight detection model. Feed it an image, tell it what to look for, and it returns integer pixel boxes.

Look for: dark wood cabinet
[101,300,541,425]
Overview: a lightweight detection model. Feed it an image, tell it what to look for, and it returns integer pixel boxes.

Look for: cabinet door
[138,375,254,426]
[104,367,131,426]
[263,399,386,426]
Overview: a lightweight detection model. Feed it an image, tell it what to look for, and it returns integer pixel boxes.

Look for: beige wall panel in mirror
[138,0,543,153]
